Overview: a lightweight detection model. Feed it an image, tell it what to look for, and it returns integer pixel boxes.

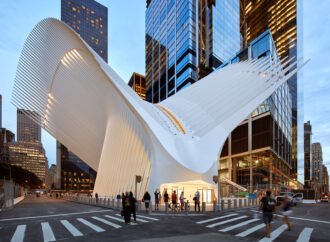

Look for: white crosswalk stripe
[104,215,126,223]
[92,216,122,229]
[60,220,83,237]
[196,214,238,224]
[115,214,149,223]
[11,225,26,242]
[296,228,314,242]
[258,224,288,242]
[206,215,248,228]
[219,218,259,232]
[77,218,105,232]
[136,215,159,221]
[41,222,56,242]
[236,223,265,237]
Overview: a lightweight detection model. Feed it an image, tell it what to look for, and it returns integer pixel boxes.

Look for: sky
[0,0,329,184]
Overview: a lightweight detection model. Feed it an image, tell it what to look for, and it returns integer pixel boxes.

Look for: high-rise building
[321,165,329,194]
[145,0,240,103]
[8,109,48,184]
[61,0,108,62]
[0,128,15,163]
[304,121,312,188]
[240,0,301,181]
[48,164,57,189]
[312,142,322,185]
[60,0,108,191]
[219,30,293,193]
[128,73,146,100]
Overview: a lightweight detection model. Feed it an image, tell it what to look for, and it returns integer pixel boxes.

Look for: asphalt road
[0,195,329,242]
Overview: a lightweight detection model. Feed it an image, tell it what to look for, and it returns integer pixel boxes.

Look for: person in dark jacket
[129,192,137,224]
[143,191,151,212]
[123,192,131,224]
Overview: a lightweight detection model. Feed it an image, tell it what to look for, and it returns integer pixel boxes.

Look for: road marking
[296,228,314,242]
[104,215,125,223]
[77,218,105,232]
[136,215,159,221]
[92,216,122,229]
[258,224,287,242]
[0,209,112,222]
[250,210,330,225]
[41,222,56,242]
[206,216,247,228]
[219,218,259,232]
[11,225,26,242]
[115,214,149,223]
[236,223,265,237]
[60,220,83,237]
[196,213,238,224]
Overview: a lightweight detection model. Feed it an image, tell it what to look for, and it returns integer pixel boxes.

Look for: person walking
[194,191,200,212]
[281,195,292,231]
[123,192,131,224]
[129,192,137,224]
[154,189,161,211]
[95,192,99,204]
[259,190,276,238]
[164,190,169,212]
[143,191,151,212]
[180,191,185,210]
[171,191,177,209]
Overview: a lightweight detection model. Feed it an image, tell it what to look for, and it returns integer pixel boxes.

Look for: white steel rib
[12,18,306,198]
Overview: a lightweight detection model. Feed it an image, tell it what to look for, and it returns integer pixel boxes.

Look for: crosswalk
[7,213,159,242]
[196,213,315,242]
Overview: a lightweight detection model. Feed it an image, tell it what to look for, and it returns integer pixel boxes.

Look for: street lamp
[213,175,221,211]
[135,175,142,199]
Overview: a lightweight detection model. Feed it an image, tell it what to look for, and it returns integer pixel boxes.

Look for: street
[0,195,329,242]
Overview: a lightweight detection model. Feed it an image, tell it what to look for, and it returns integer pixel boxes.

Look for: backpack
[263,197,276,212]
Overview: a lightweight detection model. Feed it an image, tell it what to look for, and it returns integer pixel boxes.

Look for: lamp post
[213,175,221,211]
[135,175,142,199]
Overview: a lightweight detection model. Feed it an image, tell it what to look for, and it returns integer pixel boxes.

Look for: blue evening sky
[0,1,329,184]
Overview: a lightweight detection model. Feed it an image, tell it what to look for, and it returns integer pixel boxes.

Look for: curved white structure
[12,19,305,199]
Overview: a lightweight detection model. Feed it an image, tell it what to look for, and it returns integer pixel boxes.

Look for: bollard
[239,199,242,208]
[149,201,153,214]
[202,202,206,213]
[234,199,237,209]
[221,200,225,211]
[185,201,189,215]
[228,199,232,209]
[165,202,168,214]
[137,200,142,211]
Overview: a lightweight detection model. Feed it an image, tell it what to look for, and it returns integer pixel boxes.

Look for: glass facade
[240,0,299,180]
[60,0,108,191]
[61,0,108,62]
[128,73,146,100]
[145,0,240,103]
[219,30,293,195]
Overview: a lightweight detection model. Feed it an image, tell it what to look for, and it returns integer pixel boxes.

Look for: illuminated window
[72,7,76,11]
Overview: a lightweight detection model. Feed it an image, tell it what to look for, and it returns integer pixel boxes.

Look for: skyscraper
[128,73,146,100]
[304,121,312,188]
[8,109,48,184]
[312,142,322,185]
[0,94,2,128]
[240,0,301,180]
[145,0,240,103]
[60,0,108,191]
[61,0,108,62]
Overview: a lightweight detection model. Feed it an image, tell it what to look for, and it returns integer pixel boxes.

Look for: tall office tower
[60,0,108,191]
[8,109,48,184]
[61,0,108,62]
[321,165,329,194]
[128,73,146,100]
[219,30,294,194]
[312,142,323,185]
[145,0,240,103]
[0,128,15,163]
[240,0,301,181]
[304,121,312,188]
